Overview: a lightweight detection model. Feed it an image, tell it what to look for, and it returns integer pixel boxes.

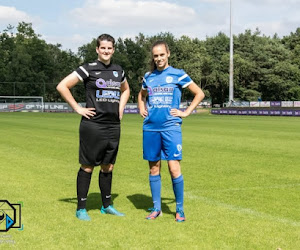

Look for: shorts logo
[174,144,182,157]
[166,76,173,83]
[113,71,118,77]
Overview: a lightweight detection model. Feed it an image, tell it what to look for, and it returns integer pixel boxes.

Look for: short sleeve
[121,70,126,84]
[74,64,89,82]
[178,70,193,88]
[142,72,151,90]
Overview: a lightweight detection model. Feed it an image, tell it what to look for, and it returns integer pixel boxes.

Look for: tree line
[1,22,300,104]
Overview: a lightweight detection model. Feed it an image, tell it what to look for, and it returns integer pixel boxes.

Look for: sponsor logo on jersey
[150,86,174,94]
[96,90,120,99]
[96,78,121,89]
[147,86,153,96]
[113,71,119,77]
[147,86,174,96]
[95,72,101,75]
[166,76,173,83]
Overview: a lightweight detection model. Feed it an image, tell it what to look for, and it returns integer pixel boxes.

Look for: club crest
[166,76,173,83]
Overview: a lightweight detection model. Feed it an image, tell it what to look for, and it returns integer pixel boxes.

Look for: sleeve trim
[182,81,193,88]
[74,71,83,82]
[79,66,89,77]
[178,73,188,82]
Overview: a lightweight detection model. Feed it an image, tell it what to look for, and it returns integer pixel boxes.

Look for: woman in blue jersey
[138,41,205,222]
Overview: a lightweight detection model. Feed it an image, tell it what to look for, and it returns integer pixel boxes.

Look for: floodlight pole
[229,0,234,104]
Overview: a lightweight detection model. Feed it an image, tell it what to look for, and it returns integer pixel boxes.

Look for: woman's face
[152,44,170,71]
[96,40,115,65]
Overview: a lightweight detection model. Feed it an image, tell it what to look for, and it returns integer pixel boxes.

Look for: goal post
[0,96,44,112]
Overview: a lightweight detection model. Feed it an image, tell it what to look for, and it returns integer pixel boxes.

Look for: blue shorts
[143,130,182,161]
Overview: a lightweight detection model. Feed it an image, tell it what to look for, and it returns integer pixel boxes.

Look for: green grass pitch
[0,112,299,249]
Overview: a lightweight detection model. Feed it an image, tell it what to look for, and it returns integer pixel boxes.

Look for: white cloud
[70,0,197,31]
[0,6,32,25]
[1,0,300,52]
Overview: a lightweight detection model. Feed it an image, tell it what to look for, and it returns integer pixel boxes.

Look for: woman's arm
[138,89,148,118]
[170,82,205,118]
[56,72,96,119]
[119,80,130,120]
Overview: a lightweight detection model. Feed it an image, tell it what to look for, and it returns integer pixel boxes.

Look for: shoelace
[148,207,160,212]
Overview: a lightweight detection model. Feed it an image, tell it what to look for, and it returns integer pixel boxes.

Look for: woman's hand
[139,107,148,118]
[75,106,96,119]
[170,108,190,118]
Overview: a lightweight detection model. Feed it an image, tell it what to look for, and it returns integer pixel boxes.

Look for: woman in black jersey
[57,34,130,221]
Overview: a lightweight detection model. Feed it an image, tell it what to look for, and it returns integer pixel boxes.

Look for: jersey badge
[166,76,173,83]
[113,71,119,77]
[89,62,97,66]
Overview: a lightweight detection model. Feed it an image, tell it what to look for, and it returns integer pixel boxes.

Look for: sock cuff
[79,167,92,178]
[149,174,161,182]
[172,175,183,184]
[99,171,112,177]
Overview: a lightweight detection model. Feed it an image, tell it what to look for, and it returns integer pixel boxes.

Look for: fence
[224,100,300,108]
[0,82,85,102]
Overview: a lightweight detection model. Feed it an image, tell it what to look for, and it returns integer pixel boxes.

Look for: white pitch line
[185,192,300,227]
[200,183,300,192]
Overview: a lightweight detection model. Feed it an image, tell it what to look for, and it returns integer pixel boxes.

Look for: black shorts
[79,120,120,166]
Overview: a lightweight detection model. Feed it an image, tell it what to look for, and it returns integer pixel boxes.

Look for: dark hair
[96,34,115,47]
[150,40,170,71]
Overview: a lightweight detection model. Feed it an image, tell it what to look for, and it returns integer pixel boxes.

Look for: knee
[81,165,94,173]
[101,164,114,173]
[149,161,160,176]
[149,168,160,176]
[168,161,181,178]
[170,170,181,179]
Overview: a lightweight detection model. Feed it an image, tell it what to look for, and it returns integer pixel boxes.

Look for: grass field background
[0,112,299,249]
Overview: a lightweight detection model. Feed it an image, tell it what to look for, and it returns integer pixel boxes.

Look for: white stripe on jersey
[178,73,188,82]
[182,80,193,88]
[80,66,89,77]
[121,77,127,84]
[142,85,147,90]
[74,71,83,82]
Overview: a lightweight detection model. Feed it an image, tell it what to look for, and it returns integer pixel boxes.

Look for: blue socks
[149,174,184,211]
[172,175,184,211]
[149,174,161,210]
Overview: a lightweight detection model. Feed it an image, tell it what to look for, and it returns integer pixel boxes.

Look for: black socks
[76,168,92,210]
[99,171,112,208]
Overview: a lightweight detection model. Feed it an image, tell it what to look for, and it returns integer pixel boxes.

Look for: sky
[0,0,300,52]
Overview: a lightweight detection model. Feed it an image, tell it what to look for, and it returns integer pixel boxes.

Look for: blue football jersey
[142,66,193,131]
